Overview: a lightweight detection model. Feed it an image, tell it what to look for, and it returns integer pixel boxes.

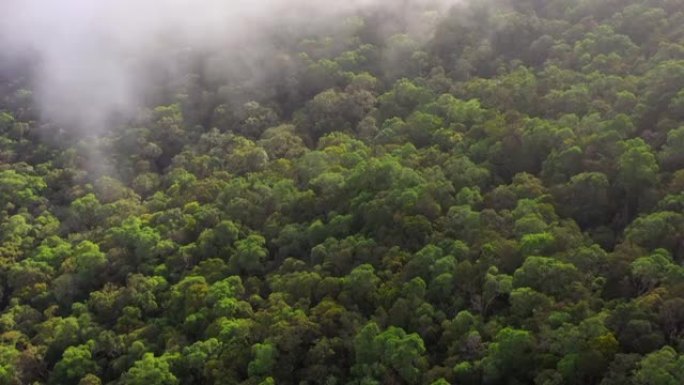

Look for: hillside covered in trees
[2,0,684,384]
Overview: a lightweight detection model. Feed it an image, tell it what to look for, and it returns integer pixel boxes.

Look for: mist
[1,0,459,135]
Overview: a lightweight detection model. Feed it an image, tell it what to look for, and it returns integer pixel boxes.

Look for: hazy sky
[2,0,458,133]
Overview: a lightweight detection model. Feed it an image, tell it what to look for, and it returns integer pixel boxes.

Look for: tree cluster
[2,0,684,384]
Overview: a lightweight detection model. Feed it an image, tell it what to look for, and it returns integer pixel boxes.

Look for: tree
[630,249,684,294]
[78,374,102,385]
[235,101,279,138]
[482,327,536,384]
[50,344,98,385]
[0,169,46,213]
[352,322,427,385]
[168,276,209,327]
[72,241,107,286]
[148,104,187,168]
[377,79,433,121]
[295,89,373,141]
[68,194,103,231]
[402,111,443,147]
[482,267,512,316]
[122,353,178,385]
[0,344,19,385]
[196,220,239,259]
[658,126,684,170]
[248,343,278,378]
[557,172,611,227]
[634,347,684,385]
[625,211,684,253]
[509,287,552,320]
[513,256,580,298]
[616,139,658,217]
[7,258,53,304]
[230,234,268,275]
[340,264,379,314]
[106,217,165,275]
[258,124,307,160]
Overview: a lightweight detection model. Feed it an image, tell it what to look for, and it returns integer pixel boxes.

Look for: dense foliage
[2,0,684,384]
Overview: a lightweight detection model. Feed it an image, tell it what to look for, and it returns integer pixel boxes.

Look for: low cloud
[2,0,459,133]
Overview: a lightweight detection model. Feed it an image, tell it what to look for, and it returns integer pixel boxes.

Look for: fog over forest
[2,0,458,134]
[1,0,684,385]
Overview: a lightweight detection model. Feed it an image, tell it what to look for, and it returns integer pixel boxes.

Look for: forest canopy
[1,0,684,384]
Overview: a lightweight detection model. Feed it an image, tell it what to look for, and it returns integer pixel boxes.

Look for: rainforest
[1,0,684,384]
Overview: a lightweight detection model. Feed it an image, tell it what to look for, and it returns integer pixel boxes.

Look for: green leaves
[231,234,268,275]
[482,327,536,384]
[659,126,684,170]
[123,353,178,385]
[617,138,659,192]
[51,344,98,385]
[2,1,684,385]
[513,256,581,298]
[248,343,278,378]
[630,249,684,294]
[625,211,684,252]
[558,172,611,227]
[352,322,427,385]
[0,344,19,385]
[634,347,684,385]
[0,169,46,213]
[73,241,106,281]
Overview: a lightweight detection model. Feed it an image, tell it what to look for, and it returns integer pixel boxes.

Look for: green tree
[0,344,19,385]
[248,343,278,378]
[352,322,427,385]
[557,172,611,227]
[625,211,684,252]
[658,126,684,170]
[634,347,684,385]
[0,169,46,213]
[630,249,684,294]
[616,138,659,219]
[122,353,178,385]
[230,234,268,275]
[482,327,536,385]
[51,344,98,385]
[513,256,581,298]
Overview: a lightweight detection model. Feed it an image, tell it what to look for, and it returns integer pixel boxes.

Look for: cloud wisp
[1,0,459,135]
